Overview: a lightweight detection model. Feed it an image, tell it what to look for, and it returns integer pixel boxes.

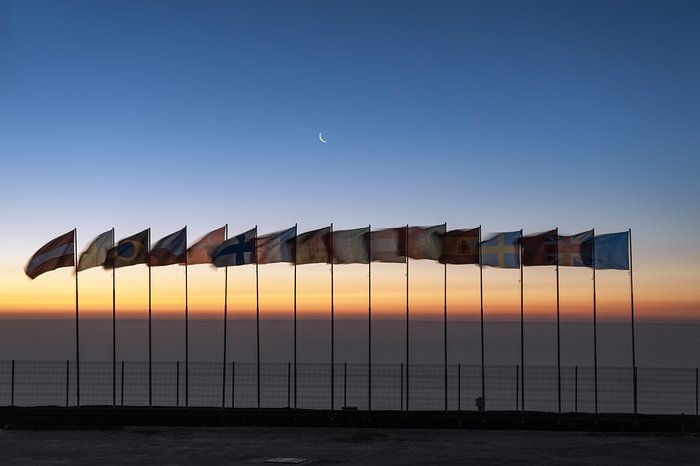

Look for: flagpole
[255,225,260,409]
[443,222,448,411]
[629,228,637,414]
[330,223,335,410]
[148,228,152,408]
[592,228,598,413]
[368,225,372,412]
[74,228,80,407]
[405,224,410,411]
[293,223,298,409]
[184,225,189,408]
[222,224,228,409]
[111,228,116,408]
[555,228,561,414]
[519,229,524,412]
[479,226,485,410]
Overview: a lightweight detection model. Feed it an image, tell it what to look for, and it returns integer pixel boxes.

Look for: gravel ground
[1,426,699,465]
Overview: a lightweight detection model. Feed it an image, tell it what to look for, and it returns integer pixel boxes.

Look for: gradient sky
[1,0,699,322]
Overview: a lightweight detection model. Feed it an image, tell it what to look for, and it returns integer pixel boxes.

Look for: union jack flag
[558,230,593,267]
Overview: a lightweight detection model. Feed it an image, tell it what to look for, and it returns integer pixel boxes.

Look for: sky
[1,0,699,328]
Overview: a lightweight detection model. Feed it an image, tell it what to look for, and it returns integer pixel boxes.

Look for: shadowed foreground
[1,425,700,465]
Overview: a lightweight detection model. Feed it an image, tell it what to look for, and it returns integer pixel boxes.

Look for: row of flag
[25,226,630,279]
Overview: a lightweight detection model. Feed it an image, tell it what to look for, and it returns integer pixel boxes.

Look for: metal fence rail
[0,360,698,415]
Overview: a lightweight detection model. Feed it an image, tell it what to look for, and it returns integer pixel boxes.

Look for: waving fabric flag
[25,230,75,279]
[104,229,149,268]
[369,228,406,263]
[187,226,226,265]
[296,227,331,265]
[150,227,187,267]
[212,228,255,267]
[399,225,444,260]
[481,231,520,268]
[558,230,593,267]
[256,227,296,264]
[78,230,114,272]
[584,232,630,270]
[521,229,558,266]
[439,227,480,265]
[332,227,369,264]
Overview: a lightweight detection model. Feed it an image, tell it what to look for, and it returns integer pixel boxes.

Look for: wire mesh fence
[0,360,697,414]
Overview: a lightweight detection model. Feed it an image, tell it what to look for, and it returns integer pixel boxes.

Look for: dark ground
[1,426,700,465]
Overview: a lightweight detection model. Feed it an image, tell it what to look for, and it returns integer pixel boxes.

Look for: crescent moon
[319,132,327,143]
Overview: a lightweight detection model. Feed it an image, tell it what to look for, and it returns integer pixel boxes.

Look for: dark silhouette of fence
[0,360,697,415]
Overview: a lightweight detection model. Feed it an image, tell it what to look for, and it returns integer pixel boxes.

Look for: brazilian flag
[104,229,149,268]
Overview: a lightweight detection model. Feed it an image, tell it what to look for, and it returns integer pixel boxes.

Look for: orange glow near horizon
[1,260,698,321]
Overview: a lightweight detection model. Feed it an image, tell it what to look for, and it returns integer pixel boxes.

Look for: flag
[369,228,406,263]
[584,232,630,270]
[481,231,520,268]
[187,226,226,265]
[104,229,149,268]
[296,226,331,265]
[77,230,114,272]
[150,227,187,267]
[399,225,444,260]
[212,228,256,267]
[25,230,75,279]
[332,227,369,264]
[439,227,480,265]
[521,229,558,266]
[558,230,593,267]
[256,226,296,264]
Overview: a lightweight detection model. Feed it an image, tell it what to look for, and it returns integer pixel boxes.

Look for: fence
[0,360,698,415]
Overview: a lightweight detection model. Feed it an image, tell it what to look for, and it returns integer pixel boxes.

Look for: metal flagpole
[222,224,228,409]
[368,225,372,411]
[443,222,448,411]
[479,226,485,409]
[74,228,80,407]
[555,228,561,414]
[592,228,598,413]
[330,223,335,410]
[185,226,189,408]
[255,226,260,409]
[405,224,410,411]
[629,228,637,414]
[112,228,116,408]
[293,223,298,409]
[148,228,152,408]
[519,229,524,412]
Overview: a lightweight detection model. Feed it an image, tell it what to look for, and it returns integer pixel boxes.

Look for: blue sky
[1,0,699,318]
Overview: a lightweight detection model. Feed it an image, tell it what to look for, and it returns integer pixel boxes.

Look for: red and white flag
[25,230,75,279]
[187,226,226,265]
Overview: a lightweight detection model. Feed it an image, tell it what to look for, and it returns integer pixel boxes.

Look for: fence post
[65,360,70,407]
[633,366,638,414]
[121,361,124,406]
[222,361,226,410]
[287,362,291,408]
[457,363,461,411]
[11,360,15,407]
[400,363,404,411]
[574,365,578,414]
[515,365,519,411]
[343,362,347,409]
[176,361,180,408]
[231,362,235,409]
